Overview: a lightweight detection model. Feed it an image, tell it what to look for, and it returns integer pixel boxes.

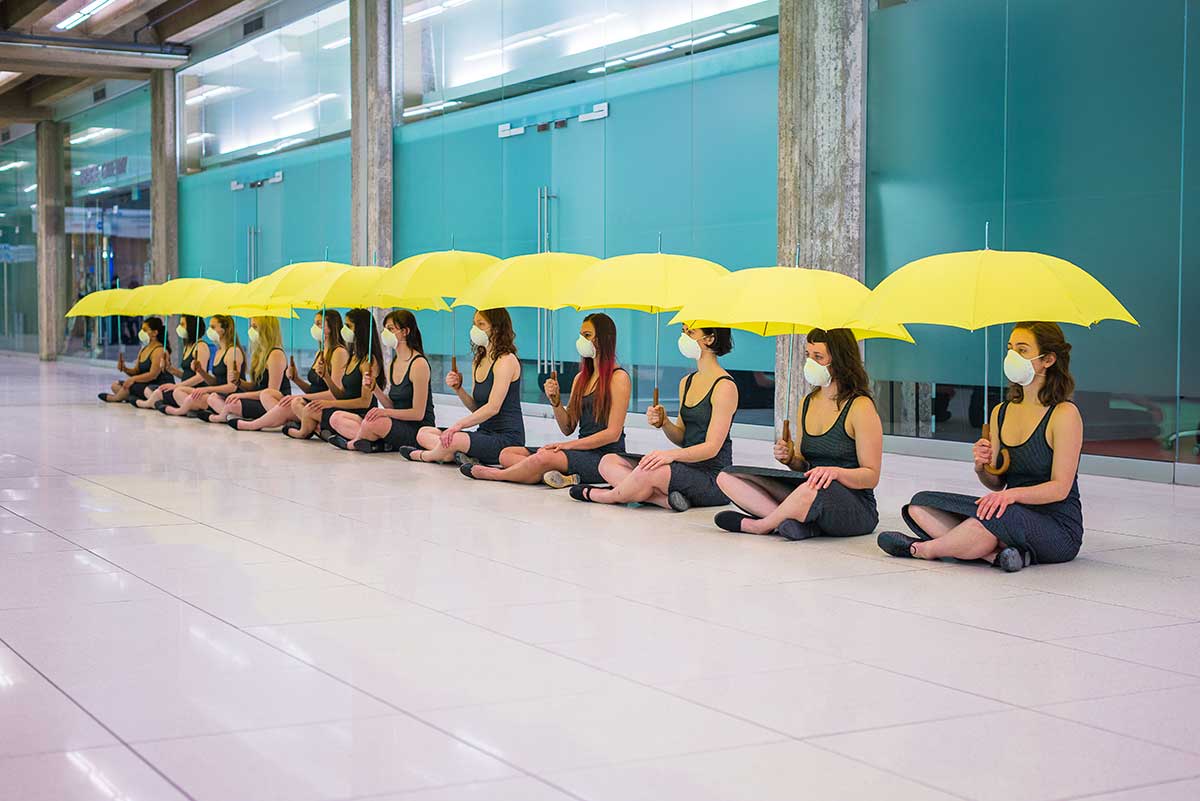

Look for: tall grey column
[150,70,179,286]
[35,120,66,361]
[775,0,867,434]
[350,0,395,268]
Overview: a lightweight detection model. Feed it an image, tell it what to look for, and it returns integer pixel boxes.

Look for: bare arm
[1006,404,1083,505]
[834,397,882,490]
[671,379,737,464]
[451,354,518,430]
[564,369,630,451]
[657,376,688,446]
[323,361,379,411]
[975,405,1007,492]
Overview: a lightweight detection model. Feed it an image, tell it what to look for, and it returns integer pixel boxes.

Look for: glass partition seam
[1175,0,1190,463]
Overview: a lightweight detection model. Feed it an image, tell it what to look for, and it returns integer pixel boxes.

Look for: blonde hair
[250,317,283,381]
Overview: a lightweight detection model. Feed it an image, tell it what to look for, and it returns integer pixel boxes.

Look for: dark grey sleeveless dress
[382,354,436,450]
[161,342,200,408]
[527,368,628,484]
[320,355,379,432]
[127,344,169,402]
[664,372,735,508]
[903,401,1083,564]
[464,358,526,463]
[723,391,879,538]
[238,348,292,420]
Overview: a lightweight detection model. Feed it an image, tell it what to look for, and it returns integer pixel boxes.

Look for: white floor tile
[1039,685,1200,754]
[0,645,115,758]
[0,746,190,801]
[1058,623,1200,676]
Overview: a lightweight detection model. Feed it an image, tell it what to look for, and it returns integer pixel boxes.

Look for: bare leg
[103,380,130,402]
[911,517,1001,561]
[236,397,298,431]
[410,427,472,462]
[289,403,321,439]
[205,394,229,422]
[498,446,530,468]
[329,411,363,440]
[742,483,820,535]
[587,461,673,508]
[907,505,967,540]
[471,449,569,484]
[166,385,206,415]
[136,383,172,409]
[716,473,792,519]
[354,416,392,444]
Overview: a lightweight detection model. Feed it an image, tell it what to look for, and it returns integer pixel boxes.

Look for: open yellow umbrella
[65,288,132,317]
[568,252,729,405]
[861,247,1138,473]
[196,282,295,319]
[229,261,349,312]
[111,284,167,317]
[453,252,600,380]
[670,266,914,449]
[151,278,225,314]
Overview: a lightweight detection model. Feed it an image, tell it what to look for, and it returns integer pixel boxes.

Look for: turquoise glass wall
[0,133,38,353]
[866,0,1199,466]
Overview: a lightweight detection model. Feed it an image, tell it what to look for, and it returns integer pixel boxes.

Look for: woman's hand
[975,490,1016,520]
[315,358,328,379]
[287,360,299,381]
[363,407,388,424]
[543,377,560,406]
[167,365,183,378]
[638,450,676,471]
[117,352,126,371]
[973,438,994,471]
[646,404,666,428]
[773,438,793,465]
[363,371,376,392]
[439,424,462,448]
[446,370,463,390]
[539,441,572,453]
[121,377,135,390]
[804,465,841,490]
[306,399,329,413]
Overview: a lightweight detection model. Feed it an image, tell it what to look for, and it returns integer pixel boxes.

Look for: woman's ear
[1040,351,1057,369]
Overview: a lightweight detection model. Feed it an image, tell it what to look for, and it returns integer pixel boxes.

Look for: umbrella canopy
[859,249,1138,330]
[374,250,500,306]
[569,253,728,313]
[150,278,225,315]
[669,267,914,342]
[111,284,167,317]
[452,252,600,311]
[280,265,425,310]
[229,261,349,311]
[196,282,295,319]
[65,288,132,318]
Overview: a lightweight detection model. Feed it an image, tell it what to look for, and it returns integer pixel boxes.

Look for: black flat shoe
[877,530,919,558]
[191,410,216,422]
[569,485,597,503]
[453,451,480,467]
[282,422,311,439]
[352,439,377,453]
[993,547,1031,573]
[226,418,242,430]
[328,435,350,450]
[154,401,169,413]
[460,464,479,479]
[667,490,691,513]
[98,392,113,402]
[778,519,818,541]
[714,511,751,533]
[398,446,423,462]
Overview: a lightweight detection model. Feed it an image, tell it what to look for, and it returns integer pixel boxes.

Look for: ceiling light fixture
[86,186,112,195]
[322,36,351,50]
[55,0,116,30]
[271,93,338,120]
[625,46,672,61]
[0,161,27,172]
[726,23,758,34]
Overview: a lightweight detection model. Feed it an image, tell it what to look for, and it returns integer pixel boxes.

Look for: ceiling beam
[0,99,51,121]
[88,0,170,37]
[0,41,187,71]
[0,57,151,79]
[151,0,270,43]
[2,0,59,31]
[27,75,97,105]
[0,71,25,92]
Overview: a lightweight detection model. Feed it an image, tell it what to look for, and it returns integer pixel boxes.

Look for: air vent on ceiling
[243,15,264,37]
[0,130,9,143]
[92,86,107,103]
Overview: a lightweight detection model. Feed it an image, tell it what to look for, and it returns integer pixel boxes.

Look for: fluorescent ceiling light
[55,0,115,30]
[262,51,300,63]
[186,132,215,144]
[403,5,446,24]
[726,23,758,34]
[0,161,27,172]
[68,127,120,145]
[24,184,37,193]
[508,35,546,51]
[185,85,233,106]
[587,66,607,74]
[322,36,351,50]
[271,93,338,120]
[255,136,308,156]
[625,46,672,61]
[671,32,727,50]
[547,23,592,39]
[86,186,111,195]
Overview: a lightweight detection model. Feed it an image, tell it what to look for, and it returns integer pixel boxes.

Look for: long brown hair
[320,309,346,366]
[568,313,617,425]
[384,309,424,354]
[807,327,872,405]
[1008,321,1074,406]
[474,308,517,368]
[345,308,388,390]
[210,315,245,379]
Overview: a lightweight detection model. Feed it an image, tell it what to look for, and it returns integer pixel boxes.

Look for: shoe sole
[542,471,579,489]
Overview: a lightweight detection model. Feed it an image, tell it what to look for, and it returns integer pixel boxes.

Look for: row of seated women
[100,308,1084,573]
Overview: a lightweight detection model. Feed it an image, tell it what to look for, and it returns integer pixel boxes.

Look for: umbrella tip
[984,221,991,250]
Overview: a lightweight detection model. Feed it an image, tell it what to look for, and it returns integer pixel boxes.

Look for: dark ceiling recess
[92,86,107,103]
[879,0,909,8]
[243,15,264,37]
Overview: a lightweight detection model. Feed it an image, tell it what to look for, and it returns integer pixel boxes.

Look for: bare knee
[716,471,744,495]
[416,427,440,448]
[498,446,529,468]
[597,453,628,482]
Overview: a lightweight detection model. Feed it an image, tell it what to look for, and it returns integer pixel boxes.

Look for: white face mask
[341,325,355,344]
[803,357,832,388]
[138,330,150,345]
[176,324,188,339]
[677,332,702,361]
[310,324,323,343]
[1003,349,1042,387]
[469,325,489,349]
[247,327,260,345]
[206,327,219,343]
[380,328,399,349]
[576,335,596,359]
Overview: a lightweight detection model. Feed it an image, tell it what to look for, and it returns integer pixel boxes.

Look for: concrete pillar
[775,0,867,434]
[349,0,395,268]
[150,70,178,286]
[35,120,66,361]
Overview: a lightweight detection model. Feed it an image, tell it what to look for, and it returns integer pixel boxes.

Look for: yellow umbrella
[65,288,132,317]
[111,284,167,317]
[196,282,295,319]
[228,261,349,311]
[669,266,912,448]
[453,252,600,379]
[862,247,1138,473]
[373,250,499,305]
[568,252,729,405]
[151,278,226,314]
[285,265,451,312]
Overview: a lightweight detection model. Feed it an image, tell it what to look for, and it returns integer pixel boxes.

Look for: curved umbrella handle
[782,418,796,463]
[980,423,1011,475]
[652,386,659,408]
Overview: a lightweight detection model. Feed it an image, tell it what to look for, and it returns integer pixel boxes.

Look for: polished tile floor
[3,354,1200,800]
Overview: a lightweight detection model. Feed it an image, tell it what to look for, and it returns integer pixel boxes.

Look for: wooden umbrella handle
[451,355,458,373]
[981,423,1011,475]
[653,386,659,407]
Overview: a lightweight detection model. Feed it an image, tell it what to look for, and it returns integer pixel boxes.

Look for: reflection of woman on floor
[326,310,432,452]
[207,316,290,425]
[401,308,524,465]
[714,328,882,540]
[463,312,630,487]
[570,326,738,512]
[100,317,169,404]
[137,315,209,410]
[231,311,347,433]
[878,321,1084,573]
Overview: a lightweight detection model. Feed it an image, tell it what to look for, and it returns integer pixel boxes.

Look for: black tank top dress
[161,343,199,408]
[904,401,1083,564]
[464,358,525,464]
[128,344,169,401]
[529,369,629,484]
[238,348,292,420]
[664,373,735,508]
[210,346,238,396]
[382,354,436,450]
[319,355,379,431]
[724,392,880,538]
